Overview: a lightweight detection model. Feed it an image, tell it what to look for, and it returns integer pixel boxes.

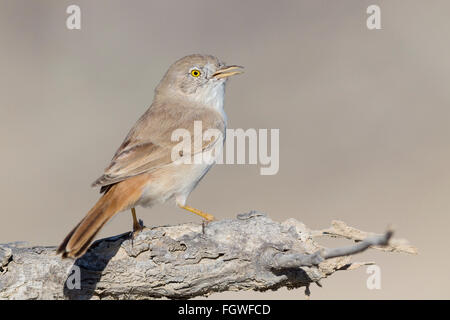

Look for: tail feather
[57,188,121,259]
[57,174,149,259]
[57,220,82,258]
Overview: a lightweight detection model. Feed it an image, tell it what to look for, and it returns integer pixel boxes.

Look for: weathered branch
[0,212,416,300]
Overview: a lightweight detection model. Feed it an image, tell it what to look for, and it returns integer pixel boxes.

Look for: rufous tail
[57,175,148,259]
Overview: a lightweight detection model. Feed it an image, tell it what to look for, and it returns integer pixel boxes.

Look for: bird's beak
[212,65,244,79]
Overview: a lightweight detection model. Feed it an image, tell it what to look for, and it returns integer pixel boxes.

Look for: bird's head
[155,54,243,106]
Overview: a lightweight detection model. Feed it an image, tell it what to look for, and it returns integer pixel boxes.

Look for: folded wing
[92,101,225,190]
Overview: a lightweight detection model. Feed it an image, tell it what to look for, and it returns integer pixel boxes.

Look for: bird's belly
[137,161,215,207]
[137,132,224,208]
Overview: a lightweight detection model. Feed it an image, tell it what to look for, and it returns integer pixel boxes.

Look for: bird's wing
[91,101,225,189]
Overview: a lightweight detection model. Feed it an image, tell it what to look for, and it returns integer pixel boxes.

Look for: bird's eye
[190,69,201,77]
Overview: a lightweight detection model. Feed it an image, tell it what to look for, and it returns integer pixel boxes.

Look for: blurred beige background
[1,0,449,299]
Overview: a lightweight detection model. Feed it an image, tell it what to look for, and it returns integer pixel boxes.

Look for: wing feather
[92,101,225,189]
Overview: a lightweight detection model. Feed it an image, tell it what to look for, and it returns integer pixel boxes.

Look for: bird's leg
[131,207,144,233]
[178,204,215,222]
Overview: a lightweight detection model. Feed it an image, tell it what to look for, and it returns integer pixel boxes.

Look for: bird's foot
[130,220,145,247]
[130,207,145,246]
[132,219,145,235]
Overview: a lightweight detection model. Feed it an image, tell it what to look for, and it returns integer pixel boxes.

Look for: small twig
[323,229,393,259]
[270,229,393,270]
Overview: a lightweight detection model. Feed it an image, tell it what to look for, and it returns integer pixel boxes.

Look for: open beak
[212,65,244,79]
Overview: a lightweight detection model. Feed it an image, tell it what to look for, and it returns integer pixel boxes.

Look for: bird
[57,54,243,258]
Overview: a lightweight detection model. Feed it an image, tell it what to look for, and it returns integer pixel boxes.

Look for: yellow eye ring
[190,69,201,77]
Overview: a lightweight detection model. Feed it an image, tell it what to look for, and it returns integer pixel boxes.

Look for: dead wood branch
[0,212,416,300]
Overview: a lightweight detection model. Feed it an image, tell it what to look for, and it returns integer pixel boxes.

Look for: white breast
[192,81,228,122]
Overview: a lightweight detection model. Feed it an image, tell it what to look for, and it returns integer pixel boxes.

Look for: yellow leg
[131,207,143,232]
[179,204,215,221]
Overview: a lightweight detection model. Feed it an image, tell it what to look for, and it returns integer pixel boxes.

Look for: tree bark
[0,212,416,300]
